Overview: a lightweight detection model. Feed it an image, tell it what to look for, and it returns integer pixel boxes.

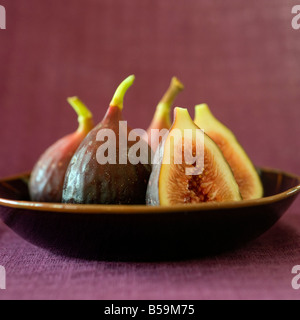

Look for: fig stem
[67,97,94,133]
[160,77,184,105]
[154,77,184,126]
[110,75,135,110]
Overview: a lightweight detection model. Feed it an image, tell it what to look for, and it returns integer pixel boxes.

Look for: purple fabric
[0,209,300,300]
[0,0,300,299]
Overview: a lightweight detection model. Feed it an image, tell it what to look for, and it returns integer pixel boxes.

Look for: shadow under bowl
[0,168,299,261]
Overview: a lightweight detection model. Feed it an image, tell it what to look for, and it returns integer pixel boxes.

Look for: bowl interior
[0,168,299,208]
[0,168,299,260]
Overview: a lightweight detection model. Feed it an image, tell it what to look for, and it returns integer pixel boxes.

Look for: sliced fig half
[146,108,242,206]
[194,104,263,200]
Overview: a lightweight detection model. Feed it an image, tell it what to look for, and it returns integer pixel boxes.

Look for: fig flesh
[194,104,263,200]
[145,77,184,151]
[62,75,152,205]
[29,98,94,202]
[146,108,242,206]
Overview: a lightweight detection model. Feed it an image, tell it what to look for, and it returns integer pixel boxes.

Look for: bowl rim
[0,167,299,215]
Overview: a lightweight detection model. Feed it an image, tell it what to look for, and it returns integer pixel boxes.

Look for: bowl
[0,168,299,261]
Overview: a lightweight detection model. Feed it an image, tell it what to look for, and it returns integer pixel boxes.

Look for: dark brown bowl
[0,168,299,261]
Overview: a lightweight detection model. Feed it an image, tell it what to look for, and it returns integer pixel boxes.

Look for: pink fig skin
[29,98,94,203]
[29,132,87,202]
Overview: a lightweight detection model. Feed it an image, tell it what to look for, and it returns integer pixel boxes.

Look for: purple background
[0,0,300,300]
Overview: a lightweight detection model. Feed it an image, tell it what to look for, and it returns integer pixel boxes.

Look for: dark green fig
[29,98,94,202]
[62,75,152,204]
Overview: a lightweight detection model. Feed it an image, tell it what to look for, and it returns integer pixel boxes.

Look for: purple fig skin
[62,106,152,205]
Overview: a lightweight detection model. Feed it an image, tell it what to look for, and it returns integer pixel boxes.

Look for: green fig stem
[154,77,184,126]
[109,75,135,110]
[67,97,94,134]
[160,77,184,105]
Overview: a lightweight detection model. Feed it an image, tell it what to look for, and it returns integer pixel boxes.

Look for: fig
[194,104,263,200]
[146,108,242,205]
[145,77,184,151]
[29,97,94,202]
[62,75,152,205]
